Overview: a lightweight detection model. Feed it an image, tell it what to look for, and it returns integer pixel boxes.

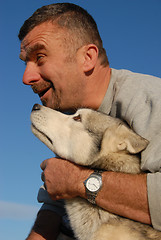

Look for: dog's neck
[91,153,141,174]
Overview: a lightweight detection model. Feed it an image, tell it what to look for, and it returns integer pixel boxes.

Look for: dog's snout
[32,104,41,112]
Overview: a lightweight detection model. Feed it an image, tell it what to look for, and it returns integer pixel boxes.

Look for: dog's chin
[31,124,53,146]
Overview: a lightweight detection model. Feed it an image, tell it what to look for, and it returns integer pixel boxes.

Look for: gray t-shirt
[38,68,161,231]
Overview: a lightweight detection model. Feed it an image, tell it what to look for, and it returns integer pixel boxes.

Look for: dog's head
[30,104,148,166]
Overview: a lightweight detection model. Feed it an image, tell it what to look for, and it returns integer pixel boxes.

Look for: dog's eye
[73,114,81,122]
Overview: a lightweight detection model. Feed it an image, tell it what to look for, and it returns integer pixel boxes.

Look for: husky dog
[31,104,161,240]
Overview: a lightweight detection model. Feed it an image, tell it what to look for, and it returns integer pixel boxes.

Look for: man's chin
[41,99,47,107]
[41,99,76,112]
[41,99,59,110]
[41,99,54,109]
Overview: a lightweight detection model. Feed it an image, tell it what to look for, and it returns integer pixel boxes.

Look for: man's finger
[40,159,48,170]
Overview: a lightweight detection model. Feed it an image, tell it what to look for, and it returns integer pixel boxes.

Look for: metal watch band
[84,169,103,204]
[87,193,97,204]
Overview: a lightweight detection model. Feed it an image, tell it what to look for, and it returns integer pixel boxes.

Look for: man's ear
[82,44,99,72]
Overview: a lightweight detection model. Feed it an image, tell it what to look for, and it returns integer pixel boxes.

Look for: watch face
[86,176,101,192]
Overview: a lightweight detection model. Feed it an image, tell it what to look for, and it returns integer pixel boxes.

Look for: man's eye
[36,54,44,62]
[36,53,46,64]
[73,114,81,122]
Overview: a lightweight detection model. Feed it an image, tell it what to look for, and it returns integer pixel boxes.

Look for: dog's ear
[117,125,149,153]
[102,124,149,154]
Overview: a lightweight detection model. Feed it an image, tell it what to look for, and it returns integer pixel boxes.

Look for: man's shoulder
[111,68,161,82]
[111,68,161,93]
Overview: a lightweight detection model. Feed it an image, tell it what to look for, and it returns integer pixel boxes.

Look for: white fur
[31,105,161,240]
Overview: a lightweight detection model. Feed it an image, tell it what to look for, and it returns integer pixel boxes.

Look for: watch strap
[84,170,103,204]
[86,192,97,204]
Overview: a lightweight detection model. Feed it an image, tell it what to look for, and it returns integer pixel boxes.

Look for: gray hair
[18,3,109,66]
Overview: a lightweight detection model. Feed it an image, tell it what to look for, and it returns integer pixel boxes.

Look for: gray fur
[31,105,161,240]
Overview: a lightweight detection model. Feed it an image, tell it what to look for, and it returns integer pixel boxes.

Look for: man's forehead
[20,23,53,48]
[19,21,68,60]
[19,25,61,60]
[22,21,65,43]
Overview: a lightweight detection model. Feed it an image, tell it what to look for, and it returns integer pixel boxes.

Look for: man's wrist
[76,167,93,199]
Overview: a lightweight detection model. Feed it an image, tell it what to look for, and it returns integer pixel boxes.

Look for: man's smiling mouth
[38,87,51,98]
[31,81,53,97]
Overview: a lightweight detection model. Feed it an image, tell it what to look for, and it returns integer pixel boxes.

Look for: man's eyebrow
[19,43,46,62]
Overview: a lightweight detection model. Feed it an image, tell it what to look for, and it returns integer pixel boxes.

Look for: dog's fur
[31,104,161,240]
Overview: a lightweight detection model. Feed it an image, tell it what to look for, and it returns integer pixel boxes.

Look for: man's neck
[82,65,111,110]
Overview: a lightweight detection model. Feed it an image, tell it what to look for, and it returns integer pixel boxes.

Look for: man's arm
[96,171,151,225]
[41,158,151,225]
[26,210,61,240]
[26,230,45,240]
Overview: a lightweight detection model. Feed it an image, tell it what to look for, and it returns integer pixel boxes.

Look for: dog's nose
[32,104,41,112]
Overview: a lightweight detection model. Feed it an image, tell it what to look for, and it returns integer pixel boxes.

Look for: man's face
[20,21,86,111]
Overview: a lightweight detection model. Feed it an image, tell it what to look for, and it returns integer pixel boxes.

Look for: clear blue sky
[1,0,161,239]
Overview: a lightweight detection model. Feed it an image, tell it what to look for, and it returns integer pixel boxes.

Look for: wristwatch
[84,170,103,204]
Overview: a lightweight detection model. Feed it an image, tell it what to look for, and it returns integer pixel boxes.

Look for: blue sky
[1,0,161,239]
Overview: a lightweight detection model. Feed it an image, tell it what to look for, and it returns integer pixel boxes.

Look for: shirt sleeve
[141,133,161,231]
[37,185,75,237]
[37,185,66,216]
[147,173,161,231]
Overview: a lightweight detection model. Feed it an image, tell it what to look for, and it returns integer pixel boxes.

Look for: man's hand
[40,158,92,200]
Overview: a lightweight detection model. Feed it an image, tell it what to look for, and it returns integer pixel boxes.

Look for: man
[18,3,161,240]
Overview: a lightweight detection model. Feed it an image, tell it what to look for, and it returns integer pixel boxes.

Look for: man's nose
[23,62,40,85]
